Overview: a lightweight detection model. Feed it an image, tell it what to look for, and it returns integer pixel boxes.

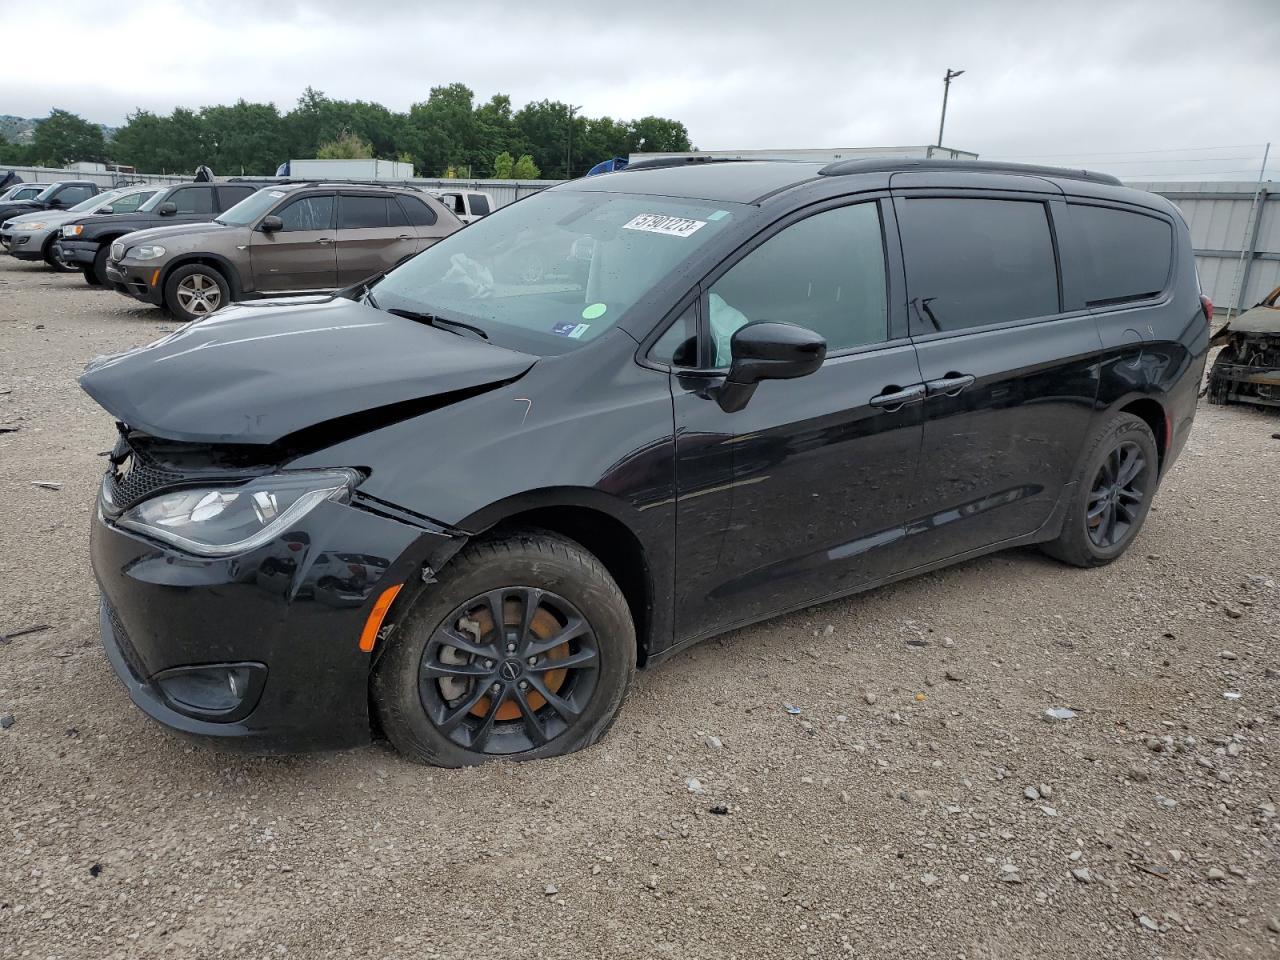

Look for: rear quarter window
[1069,203,1173,306]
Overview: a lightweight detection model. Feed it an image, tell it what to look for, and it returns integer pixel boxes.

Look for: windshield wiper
[384,307,489,341]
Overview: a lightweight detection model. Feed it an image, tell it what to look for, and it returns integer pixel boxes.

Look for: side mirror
[158,201,177,216]
[47,197,64,208]
[259,215,283,233]
[717,321,826,413]
[98,205,114,215]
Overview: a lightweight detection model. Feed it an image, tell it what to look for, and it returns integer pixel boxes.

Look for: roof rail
[232,178,423,191]
[817,158,1122,186]
[622,156,789,172]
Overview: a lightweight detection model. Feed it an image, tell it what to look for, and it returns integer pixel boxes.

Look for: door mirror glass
[718,321,826,412]
[259,215,284,233]
[98,205,114,215]
[47,197,64,208]
[158,201,178,216]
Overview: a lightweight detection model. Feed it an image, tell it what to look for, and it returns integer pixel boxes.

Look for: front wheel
[81,265,103,287]
[1041,413,1159,568]
[163,263,230,322]
[372,530,635,766]
[43,239,75,273]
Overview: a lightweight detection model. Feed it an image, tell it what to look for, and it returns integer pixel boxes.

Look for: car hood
[5,209,77,229]
[79,297,538,446]
[120,221,235,246]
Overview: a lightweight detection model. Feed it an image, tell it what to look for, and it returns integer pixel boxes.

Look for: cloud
[11,0,1278,178]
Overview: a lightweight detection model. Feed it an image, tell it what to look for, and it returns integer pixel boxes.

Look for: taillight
[1200,294,1213,323]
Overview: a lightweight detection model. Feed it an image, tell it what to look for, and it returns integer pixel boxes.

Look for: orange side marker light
[359,584,403,652]
[151,268,161,287]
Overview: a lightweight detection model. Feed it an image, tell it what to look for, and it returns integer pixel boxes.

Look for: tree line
[0,86,694,179]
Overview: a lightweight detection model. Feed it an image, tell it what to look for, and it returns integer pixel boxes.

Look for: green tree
[111,108,209,173]
[200,100,288,174]
[30,109,106,166]
[627,116,692,153]
[316,130,374,159]
[511,154,541,180]
[492,150,514,178]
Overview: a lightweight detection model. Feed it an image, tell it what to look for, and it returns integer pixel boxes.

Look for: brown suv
[105,182,461,321]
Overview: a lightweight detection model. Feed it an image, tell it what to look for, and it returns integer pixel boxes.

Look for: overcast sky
[9,0,1278,179]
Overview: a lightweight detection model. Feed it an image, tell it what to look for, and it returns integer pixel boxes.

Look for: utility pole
[936,68,965,149]
[566,104,582,179]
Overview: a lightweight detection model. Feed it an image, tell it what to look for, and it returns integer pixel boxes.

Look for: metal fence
[3,165,191,188]
[1128,180,1277,316]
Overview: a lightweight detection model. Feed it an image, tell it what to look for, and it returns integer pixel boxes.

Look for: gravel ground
[1,258,1278,960]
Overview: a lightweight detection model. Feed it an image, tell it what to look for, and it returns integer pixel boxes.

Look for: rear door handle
[397,234,413,241]
[316,237,333,245]
[924,373,976,397]
[869,383,927,410]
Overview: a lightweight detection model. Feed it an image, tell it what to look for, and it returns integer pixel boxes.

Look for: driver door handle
[316,237,333,245]
[397,234,413,241]
[924,373,976,397]
[869,383,927,410]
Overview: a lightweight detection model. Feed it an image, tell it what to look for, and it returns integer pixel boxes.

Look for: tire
[372,529,635,766]
[43,238,75,273]
[163,263,230,322]
[91,246,112,287]
[1206,346,1237,406]
[81,265,103,287]
[1041,413,1159,568]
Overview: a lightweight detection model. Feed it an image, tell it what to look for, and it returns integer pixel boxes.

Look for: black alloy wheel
[419,587,600,755]
[1086,440,1150,548]
[372,530,634,766]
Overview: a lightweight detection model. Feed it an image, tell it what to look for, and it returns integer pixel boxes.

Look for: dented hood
[80,297,537,445]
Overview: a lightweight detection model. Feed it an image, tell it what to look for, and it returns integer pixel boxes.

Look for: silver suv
[1,185,161,271]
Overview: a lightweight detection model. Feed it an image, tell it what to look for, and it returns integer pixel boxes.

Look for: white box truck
[282,159,415,181]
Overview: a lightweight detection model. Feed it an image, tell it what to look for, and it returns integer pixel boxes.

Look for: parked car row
[4,176,466,321]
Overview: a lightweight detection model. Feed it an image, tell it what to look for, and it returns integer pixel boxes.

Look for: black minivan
[81,159,1210,765]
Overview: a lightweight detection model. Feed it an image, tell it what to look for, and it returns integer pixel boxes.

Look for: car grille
[105,600,148,680]
[107,439,187,510]
[111,241,125,261]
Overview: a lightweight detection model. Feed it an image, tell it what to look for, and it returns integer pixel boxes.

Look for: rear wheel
[1042,413,1158,568]
[372,530,635,766]
[43,238,75,273]
[164,264,230,322]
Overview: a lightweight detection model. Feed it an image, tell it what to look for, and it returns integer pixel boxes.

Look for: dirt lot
[0,257,1277,960]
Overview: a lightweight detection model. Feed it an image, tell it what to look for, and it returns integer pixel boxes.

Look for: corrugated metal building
[1127,180,1277,315]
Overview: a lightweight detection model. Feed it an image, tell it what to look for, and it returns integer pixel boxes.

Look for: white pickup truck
[432,190,495,224]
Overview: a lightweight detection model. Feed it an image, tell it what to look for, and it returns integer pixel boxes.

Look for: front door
[250,193,337,293]
[669,198,925,641]
[335,195,420,284]
[893,191,1102,567]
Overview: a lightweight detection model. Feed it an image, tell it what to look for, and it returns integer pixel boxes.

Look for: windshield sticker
[622,214,707,239]
[268,190,286,198]
[707,210,730,221]
[553,321,591,338]
[582,302,607,320]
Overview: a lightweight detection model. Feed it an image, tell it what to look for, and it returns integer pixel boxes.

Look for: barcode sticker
[622,214,707,238]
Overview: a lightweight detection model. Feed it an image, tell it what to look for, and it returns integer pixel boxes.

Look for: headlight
[62,224,84,237]
[18,221,45,231]
[131,244,166,261]
[115,470,358,557]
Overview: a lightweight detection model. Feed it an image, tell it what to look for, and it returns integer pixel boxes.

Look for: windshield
[217,187,288,226]
[138,189,170,212]
[372,190,742,354]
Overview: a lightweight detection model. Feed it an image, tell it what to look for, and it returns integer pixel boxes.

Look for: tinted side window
[168,187,214,214]
[468,193,491,216]
[397,195,438,226]
[339,196,391,229]
[56,185,94,205]
[709,203,888,366]
[1068,203,1173,306]
[650,304,698,367]
[897,198,1059,332]
[276,195,334,232]
[217,185,256,211]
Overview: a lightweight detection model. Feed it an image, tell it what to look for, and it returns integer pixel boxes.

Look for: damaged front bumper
[92,480,462,752]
